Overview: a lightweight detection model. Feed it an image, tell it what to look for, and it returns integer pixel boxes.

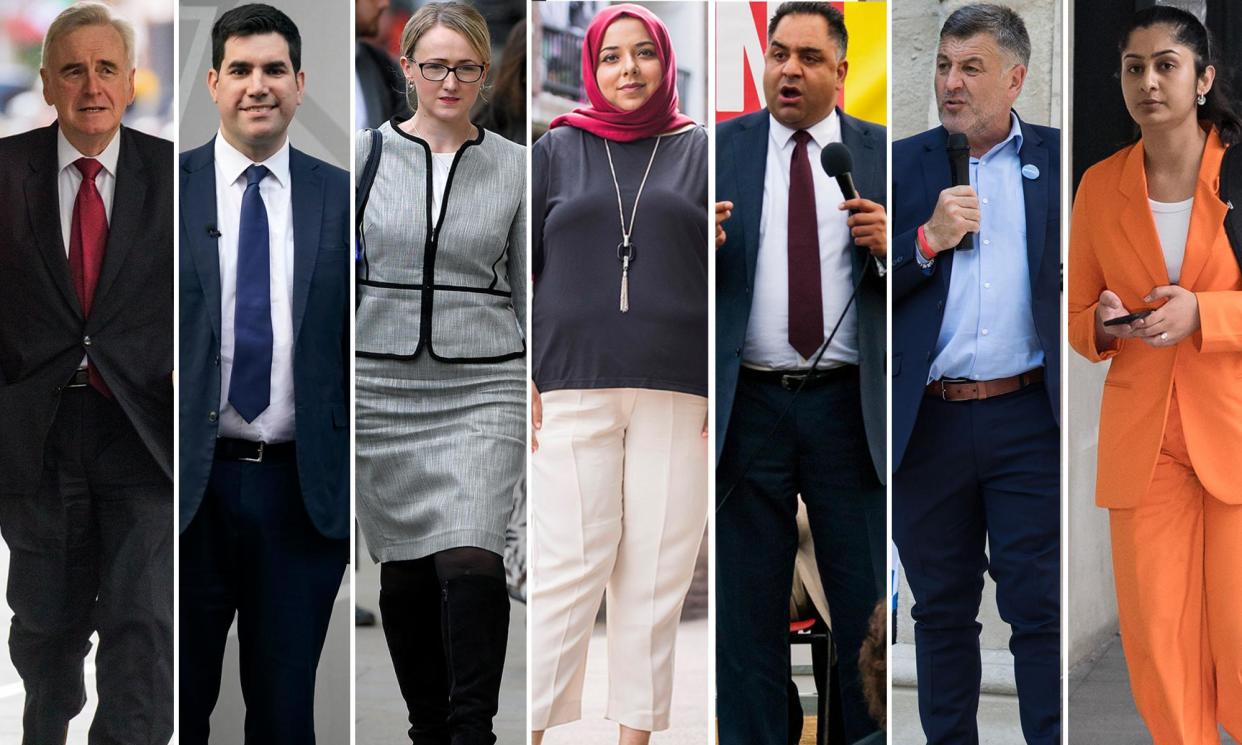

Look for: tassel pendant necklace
[605,135,663,313]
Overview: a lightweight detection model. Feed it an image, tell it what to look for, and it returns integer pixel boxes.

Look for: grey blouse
[356,121,527,363]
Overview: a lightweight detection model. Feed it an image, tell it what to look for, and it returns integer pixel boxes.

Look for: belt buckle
[240,441,265,463]
[780,373,803,391]
[939,377,969,402]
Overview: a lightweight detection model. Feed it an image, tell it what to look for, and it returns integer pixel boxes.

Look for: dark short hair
[940,3,1031,68]
[211,3,301,73]
[768,2,848,59]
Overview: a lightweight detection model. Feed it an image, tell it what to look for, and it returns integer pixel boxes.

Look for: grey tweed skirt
[355,354,525,563]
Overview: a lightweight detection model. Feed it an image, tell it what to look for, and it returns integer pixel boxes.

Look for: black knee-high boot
[440,574,510,745]
[380,559,451,744]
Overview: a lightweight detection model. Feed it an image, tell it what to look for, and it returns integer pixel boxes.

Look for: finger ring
[1160,332,1169,341]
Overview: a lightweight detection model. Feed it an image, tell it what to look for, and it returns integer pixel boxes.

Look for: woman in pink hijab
[529,5,708,743]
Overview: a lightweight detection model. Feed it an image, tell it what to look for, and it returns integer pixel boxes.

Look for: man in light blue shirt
[891,5,1062,744]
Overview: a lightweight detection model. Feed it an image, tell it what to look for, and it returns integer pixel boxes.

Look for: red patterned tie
[69,157,111,397]
[788,130,824,359]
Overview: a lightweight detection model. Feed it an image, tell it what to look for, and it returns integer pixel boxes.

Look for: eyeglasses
[412,61,485,83]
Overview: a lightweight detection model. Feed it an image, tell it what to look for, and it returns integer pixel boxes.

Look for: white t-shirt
[1149,197,1193,284]
[431,151,454,228]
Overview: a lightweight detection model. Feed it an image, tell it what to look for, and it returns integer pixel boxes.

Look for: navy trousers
[893,383,1060,745]
[716,369,885,745]
[179,453,347,745]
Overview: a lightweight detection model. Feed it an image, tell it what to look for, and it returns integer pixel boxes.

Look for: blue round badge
[1022,164,1040,180]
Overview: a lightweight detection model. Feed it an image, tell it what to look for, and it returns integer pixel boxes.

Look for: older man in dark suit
[0,4,173,743]
[714,3,887,743]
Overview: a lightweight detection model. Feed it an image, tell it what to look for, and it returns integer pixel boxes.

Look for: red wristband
[916,224,937,260]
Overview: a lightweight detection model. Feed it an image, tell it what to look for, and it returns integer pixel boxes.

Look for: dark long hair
[1120,6,1242,146]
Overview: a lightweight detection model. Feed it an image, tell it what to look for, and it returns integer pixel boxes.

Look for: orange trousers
[1109,391,1242,744]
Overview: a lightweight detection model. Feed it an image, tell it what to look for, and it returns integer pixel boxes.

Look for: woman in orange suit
[1069,7,1242,743]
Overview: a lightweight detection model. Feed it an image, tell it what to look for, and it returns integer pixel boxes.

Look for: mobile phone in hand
[1103,309,1153,327]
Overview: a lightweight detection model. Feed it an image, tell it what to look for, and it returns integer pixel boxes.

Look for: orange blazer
[1069,128,1242,508]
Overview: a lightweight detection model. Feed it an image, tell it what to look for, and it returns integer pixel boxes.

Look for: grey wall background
[891,1,1062,741]
[177,2,352,742]
[178,0,351,167]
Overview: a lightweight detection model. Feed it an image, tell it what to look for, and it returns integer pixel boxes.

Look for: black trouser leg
[380,558,451,745]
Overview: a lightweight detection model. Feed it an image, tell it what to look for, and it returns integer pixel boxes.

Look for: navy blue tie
[228,164,272,423]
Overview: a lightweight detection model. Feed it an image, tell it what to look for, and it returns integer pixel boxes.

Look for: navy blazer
[715,108,888,484]
[179,139,350,540]
[891,118,1061,471]
[0,124,173,494]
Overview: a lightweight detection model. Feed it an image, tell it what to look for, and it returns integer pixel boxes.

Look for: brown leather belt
[926,368,1045,402]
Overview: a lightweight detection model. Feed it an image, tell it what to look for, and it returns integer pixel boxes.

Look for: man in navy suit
[891,5,1060,744]
[714,3,887,742]
[0,5,172,742]
[178,5,349,743]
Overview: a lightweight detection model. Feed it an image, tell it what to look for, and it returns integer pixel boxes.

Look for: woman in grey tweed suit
[354,4,524,741]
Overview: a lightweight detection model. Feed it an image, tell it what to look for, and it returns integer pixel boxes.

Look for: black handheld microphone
[820,141,858,201]
[946,133,974,251]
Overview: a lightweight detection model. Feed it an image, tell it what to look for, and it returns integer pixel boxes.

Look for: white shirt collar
[57,126,121,178]
[214,131,291,189]
[769,108,841,150]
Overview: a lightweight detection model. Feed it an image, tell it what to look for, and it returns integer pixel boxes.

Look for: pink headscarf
[549,4,696,142]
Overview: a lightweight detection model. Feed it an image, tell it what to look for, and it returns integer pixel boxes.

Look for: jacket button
[214,354,221,366]
[83,335,92,347]
[735,347,742,357]
[937,301,944,311]
[926,351,932,361]
[208,411,218,423]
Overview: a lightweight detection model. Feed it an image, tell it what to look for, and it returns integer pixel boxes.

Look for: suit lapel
[1116,141,1171,287]
[1176,130,1227,291]
[1018,121,1050,291]
[734,112,768,289]
[94,128,146,306]
[25,125,81,316]
[183,141,223,345]
[290,148,322,342]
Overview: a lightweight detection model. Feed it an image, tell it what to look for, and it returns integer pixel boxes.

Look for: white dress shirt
[59,128,120,368]
[743,110,858,369]
[57,127,119,253]
[214,133,296,443]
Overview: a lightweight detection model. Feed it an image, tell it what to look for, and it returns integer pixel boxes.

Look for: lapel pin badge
[1022,164,1040,180]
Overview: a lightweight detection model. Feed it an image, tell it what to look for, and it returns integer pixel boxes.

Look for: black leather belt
[741,364,858,391]
[215,437,295,463]
[65,369,90,388]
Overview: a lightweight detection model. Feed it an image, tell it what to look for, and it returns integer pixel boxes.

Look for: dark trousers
[717,370,885,745]
[893,383,1060,745]
[0,386,172,745]
[179,453,347,745]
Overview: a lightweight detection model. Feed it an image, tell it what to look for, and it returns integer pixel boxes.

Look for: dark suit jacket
[891,118,1061,471]
[356,40,410,129]
[0,123,173,495]
[179,139,350,540]
[715,108,888,484]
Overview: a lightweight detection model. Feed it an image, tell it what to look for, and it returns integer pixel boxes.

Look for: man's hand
[922,185,979,255]
[715,201,733,249]
[841,197,886,260]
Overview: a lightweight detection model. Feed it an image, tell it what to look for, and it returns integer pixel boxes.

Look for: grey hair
[41,2,137,71]
[939,3,1031,68]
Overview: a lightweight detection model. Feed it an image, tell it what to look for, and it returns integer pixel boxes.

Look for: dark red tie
[69,157,111,397]
[788,130,824,359]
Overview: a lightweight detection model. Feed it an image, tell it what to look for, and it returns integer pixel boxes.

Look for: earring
[1198,93,1207,105]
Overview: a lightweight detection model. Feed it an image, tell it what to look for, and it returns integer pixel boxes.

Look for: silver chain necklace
[604,135,663,312]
